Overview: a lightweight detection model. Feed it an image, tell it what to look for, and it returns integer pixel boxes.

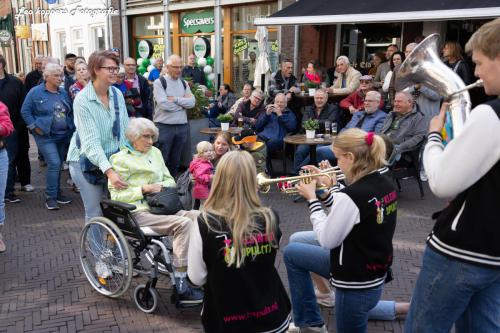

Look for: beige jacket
[331,66,362,95]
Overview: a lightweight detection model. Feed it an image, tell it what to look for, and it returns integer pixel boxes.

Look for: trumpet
[257,167,345,195]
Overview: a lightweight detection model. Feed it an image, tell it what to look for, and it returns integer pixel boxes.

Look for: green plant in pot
[217,113,233,131]
[303,118,319,139]
[183,78,209,120]
[305,81,319,95]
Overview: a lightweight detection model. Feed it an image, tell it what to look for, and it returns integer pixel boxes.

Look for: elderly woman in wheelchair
[79,117,203,313]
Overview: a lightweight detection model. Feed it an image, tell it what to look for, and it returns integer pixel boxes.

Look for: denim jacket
[21,84,75,137]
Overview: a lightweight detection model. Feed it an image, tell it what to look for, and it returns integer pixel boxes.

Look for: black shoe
[45,198,60,210]
[4,193,21,203]
[56,193,72,204]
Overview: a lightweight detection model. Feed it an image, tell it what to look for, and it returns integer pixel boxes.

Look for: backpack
[176,169,194,210]
[159,76,187,91]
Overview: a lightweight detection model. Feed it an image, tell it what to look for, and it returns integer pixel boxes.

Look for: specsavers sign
[181,11,215,34]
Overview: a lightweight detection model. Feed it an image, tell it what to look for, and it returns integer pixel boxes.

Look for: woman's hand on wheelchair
[107,169,128,190]
[141,184,162,194]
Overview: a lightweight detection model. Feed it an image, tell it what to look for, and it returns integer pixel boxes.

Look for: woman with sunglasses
[66,50,129,222]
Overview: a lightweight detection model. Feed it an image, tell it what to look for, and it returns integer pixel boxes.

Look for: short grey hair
[396,90,414,103]
[166,54,181,66]
[336,56,350,66]
[314,88,329,98]
[43,63,62,79]
[274,92,287,106]
[366,90,381,102]
[405,43,417,53]
[125,118,159,143]
[251,89,264,99]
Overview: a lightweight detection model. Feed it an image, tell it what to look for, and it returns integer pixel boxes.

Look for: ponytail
[333,128,386,183]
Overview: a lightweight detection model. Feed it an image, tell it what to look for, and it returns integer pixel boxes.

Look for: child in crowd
[231,128,267,174]
[188,150,291,333]
[285,128,397,333]
[189,141,215,209]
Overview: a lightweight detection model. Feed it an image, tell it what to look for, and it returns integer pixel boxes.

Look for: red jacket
[339,89,384,112]
[0,101,14,138]
[189,157,214,200]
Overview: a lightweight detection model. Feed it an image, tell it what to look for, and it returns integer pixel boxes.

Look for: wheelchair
[79,199,181,313]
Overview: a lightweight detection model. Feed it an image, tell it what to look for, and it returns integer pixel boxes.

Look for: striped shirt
[67,82,129,173]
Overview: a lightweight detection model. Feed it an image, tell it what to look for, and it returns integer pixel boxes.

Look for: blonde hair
[333,128,386,183]
[465,18,500,60]
[195,141,213,158]
[202,151,278,268]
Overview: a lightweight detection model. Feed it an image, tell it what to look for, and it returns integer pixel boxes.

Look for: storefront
[129,1,280,92]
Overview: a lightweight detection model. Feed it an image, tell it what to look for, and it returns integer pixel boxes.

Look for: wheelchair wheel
[134,284,159,313]
[80,217,133,298]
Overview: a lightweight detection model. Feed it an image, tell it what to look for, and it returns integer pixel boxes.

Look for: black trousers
[14,125,31,186]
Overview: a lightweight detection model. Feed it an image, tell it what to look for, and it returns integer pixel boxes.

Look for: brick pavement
[0,149,446,333]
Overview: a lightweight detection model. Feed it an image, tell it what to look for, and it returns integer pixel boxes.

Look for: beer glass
[238,117,244,128]
[324,120,331,137]
[331,122,338,135]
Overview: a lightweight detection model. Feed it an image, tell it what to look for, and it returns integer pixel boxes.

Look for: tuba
[397,34,482,141]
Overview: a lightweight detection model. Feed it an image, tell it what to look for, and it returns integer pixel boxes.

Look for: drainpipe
[163,0,171,58]
[214,0,222,83]
[120,0,129,58]
[293,25,299,78]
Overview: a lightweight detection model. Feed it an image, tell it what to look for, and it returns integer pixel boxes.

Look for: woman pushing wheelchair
[108,117,203,307]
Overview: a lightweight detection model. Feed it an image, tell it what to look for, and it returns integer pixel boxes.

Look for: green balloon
[206,56,214,66]
[206,81,213,89]
[138,66,147,75]
[142,58,151,67]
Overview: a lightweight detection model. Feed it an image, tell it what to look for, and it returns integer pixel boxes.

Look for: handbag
[145,187,183,215]
[76,88,121,185]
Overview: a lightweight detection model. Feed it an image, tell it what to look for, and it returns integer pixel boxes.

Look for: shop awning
[254,0,500,26]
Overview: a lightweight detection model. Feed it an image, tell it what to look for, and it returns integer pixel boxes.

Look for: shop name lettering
[182,17,215,28]
[16,6,119,18]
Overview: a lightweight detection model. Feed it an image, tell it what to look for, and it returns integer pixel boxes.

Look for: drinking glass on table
[331,122,338,135]
[324,120,331,137]
[238,117,244,128]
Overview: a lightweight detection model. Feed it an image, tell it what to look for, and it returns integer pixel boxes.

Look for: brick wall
[110,0,122,57]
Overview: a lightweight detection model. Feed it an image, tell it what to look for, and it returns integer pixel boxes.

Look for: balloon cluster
[137,58,158,79]
[196,56,216,90]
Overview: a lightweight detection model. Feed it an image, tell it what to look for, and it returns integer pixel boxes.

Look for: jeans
[289,231,398,322]
[405,246,500,333]
[293,144,330,174]
[0,149,8,225]
[69,162,107,223]
[34,135,67,199]
[316,146,337,165]
[156,123,189,178]
[5,130,18,195]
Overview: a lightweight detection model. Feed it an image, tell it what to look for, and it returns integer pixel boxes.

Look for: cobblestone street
[0,148,446,333]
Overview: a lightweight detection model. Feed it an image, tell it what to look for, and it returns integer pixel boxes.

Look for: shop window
[56,31,67,59]
[91,26,106,51]
[231,3,278,31]
[134,15,164,37]
[231,31,279,93]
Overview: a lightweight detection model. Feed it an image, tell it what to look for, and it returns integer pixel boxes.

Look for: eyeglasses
[100,66,120,73]
[141,134,155,141]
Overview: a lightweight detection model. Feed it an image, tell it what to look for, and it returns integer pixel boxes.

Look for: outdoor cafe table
[284,134,335,166]
[199,127,243,135]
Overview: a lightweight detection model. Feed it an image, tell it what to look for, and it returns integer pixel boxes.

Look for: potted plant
[303,118,319,139]
[306,81,319,96]
[217,113,233,131]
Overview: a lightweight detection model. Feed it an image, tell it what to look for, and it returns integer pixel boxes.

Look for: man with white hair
[153,54,195,177]
[380,91,427,163]
[315,90,388,163]
[255,92,297,154]
[330,56,362,95]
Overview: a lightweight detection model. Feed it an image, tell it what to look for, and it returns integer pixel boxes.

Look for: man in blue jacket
[315,90,388,163]
[255,93,297,154]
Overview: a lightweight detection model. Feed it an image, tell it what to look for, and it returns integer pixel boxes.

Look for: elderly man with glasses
[232,89,266,128]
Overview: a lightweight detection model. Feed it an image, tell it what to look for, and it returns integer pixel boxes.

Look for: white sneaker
[21,184,35,192]
[315,288,335,308]
[419,170,428,182]
[287,323,328,333]
[95,261,112,279]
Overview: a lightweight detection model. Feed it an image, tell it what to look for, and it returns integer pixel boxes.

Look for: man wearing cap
[339,75,384,115]
[63,53,77,95]
[232,128,267,174]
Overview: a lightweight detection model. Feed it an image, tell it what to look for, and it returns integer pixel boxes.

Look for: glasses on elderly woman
[100,66,120,73]
[141,134,155,141]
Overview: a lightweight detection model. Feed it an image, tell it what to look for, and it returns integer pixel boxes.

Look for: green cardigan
[108,145,176,212]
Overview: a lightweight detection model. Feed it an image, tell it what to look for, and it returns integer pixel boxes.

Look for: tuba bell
[397,34,482,141]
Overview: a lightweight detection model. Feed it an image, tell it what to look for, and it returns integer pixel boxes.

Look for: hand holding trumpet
[296,163,338,200]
